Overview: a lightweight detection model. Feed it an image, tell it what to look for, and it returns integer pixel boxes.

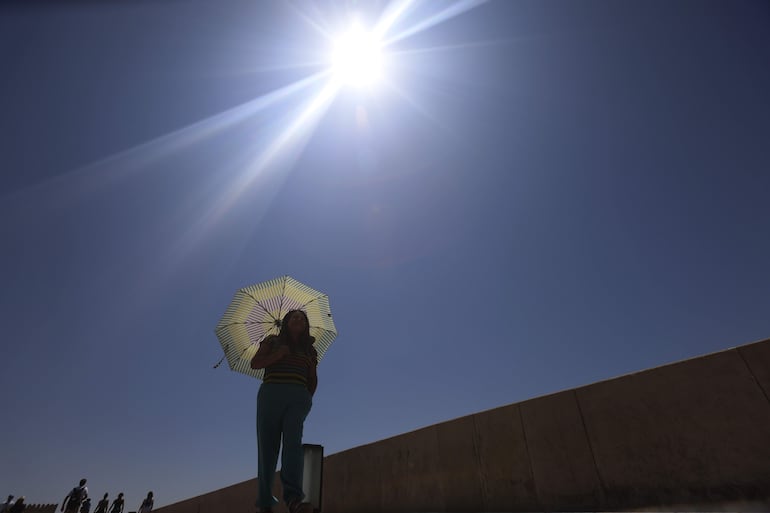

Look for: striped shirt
[263,336,317,386]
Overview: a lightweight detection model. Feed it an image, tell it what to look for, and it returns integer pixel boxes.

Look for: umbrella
[214,275,337,379]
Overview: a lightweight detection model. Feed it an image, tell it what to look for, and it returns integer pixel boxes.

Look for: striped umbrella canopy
[214,276,337,379]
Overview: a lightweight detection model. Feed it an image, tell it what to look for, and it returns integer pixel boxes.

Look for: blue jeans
[257,383,312,508]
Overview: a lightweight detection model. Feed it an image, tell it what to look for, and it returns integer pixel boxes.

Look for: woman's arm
[307,346,318,396]
[250,336,289,369]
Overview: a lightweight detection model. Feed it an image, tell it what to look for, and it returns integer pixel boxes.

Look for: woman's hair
[278,309,315,352]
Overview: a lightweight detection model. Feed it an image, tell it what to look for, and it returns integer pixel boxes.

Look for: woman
[108,493,124,513]
[138,492,153,513]
[93,494,109,513]
[251,309,318,513]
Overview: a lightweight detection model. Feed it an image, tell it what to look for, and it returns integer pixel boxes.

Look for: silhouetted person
[79,498,91,513]
[62,479,88,513]
[0,495,14,513]
[8,497,25,513]
[251,309,318,513]
[108,494,124,513]
[93,494,109,513]
[138,492,153,513]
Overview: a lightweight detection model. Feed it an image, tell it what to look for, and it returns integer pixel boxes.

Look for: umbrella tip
[213,354,226,368]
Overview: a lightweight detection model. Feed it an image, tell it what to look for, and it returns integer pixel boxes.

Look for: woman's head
[103,493,108,499]
[118,493,124,499]
[280,310,310,341]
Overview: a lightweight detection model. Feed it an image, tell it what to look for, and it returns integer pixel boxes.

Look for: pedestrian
[138,492,153,513]
[8,497,25,513]
[93,494,109,513]
[79,498,91,513]
[108,493,124,513]
[0,496,14,513]
[61,479,88,513]
[251,309,317,513]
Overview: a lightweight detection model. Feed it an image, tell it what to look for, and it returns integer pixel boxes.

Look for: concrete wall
[156,337,770,512]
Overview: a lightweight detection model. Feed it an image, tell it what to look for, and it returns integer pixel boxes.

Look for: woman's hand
[251,336,289,369]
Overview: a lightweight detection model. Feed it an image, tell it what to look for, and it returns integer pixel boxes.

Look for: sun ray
[382,77,448,134]
[221,60,331,77]
[167,78,341,257]
[285,0,336,41]
[383,0,488,46]
[0,72,327,212]
[389,37,516,58]
[239,79,340,190]
[373,0,417,39]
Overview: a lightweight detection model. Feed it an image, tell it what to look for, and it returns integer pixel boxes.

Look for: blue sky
[1,0,769,508]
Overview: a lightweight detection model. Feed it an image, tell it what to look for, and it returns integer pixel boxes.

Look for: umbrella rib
[242,290,279,324]
[278,275,288,322]
[299,294,325,309]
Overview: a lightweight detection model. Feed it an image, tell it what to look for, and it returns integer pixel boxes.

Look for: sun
[330,23,384,88]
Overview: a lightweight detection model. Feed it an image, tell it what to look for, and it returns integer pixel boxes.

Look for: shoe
[286,498,313,513]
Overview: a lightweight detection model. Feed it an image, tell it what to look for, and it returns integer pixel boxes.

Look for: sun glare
[331,24,384,88]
